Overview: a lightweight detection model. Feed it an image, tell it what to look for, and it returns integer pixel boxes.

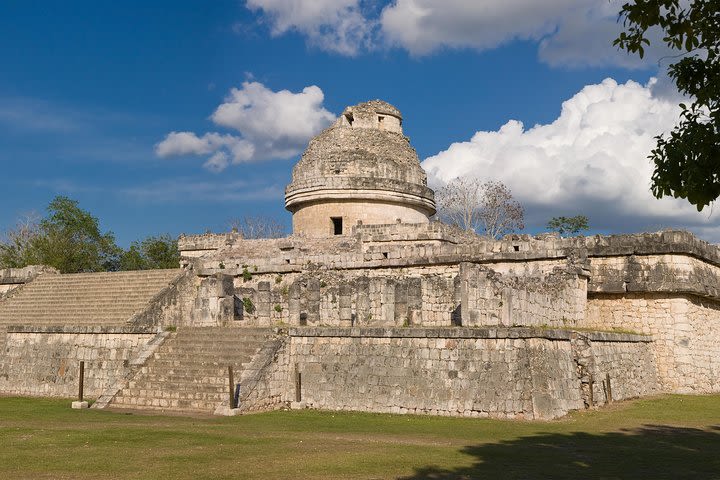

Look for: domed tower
[285,100,436,237]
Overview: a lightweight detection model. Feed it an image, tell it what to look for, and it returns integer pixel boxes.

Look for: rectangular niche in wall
[331,217,343,235]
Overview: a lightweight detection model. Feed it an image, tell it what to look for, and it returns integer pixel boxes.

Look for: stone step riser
[110,400,219,411]
[129,375,237,385]
[157,343,266,351]
[10,288,174,295]
[0,319,130,323]
[0,310,148,316]
[34,283,176,288]
[152,352,259,360]
[116,389,222,405]
[121,386,228,395]
[2,302,146,315]
[153,345,259,362]
[4,293,167,299]
[141,363,253,372]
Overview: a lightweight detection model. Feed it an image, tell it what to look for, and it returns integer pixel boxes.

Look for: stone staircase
[108,327,276,413]
[0,269,182,326]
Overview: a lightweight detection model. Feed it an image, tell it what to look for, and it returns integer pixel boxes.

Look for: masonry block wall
[459,262,587,328]
[586,293,720,393]
[0,327,156,398]
[280,328,654,419]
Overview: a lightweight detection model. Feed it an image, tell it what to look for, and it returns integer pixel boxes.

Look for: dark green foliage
[547,215,590,236]
[242,266,252,282]
[242,297,255,314]
[1,196,179,272]
[615,0,720,211]
[0,196,121,273]
[119,235,180,271]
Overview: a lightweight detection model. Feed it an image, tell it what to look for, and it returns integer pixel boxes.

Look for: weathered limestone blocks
[0,326,156,398]
[192,273,236,326]
[285,327,653,419]
[175,227,720,401]
[589,254,720,299]
[459,263,587,328]
[128,270,197,327]
[586,293,720,394]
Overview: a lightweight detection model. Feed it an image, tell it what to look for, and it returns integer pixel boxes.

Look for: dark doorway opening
[331,217,343,235]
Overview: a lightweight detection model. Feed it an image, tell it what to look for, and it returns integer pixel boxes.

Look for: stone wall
[459,263,587,328]
[233,270,458,328]
[588,334,658,404]
[285,327,653,419]
[291,200,430,238]
[586,293,720,394]
[0,326,157,398]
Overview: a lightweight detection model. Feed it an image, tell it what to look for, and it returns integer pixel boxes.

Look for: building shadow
[399,424,720,479]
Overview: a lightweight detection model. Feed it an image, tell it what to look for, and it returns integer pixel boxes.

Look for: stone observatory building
[2,99,720,420]
[285,100,436,237]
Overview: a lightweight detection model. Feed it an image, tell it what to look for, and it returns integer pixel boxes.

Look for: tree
[119,235,180,270]
[228,216,286,239]
[31,196,121,272]
[0,196,120,273]
[435,177,484,232]
[436,178,524,239]
[614,0,720,211]
[547,215,590,236]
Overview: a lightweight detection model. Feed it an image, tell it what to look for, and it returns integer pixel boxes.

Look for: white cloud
[380,0,669,67]
[421,78,720,240]
[245,0,375,55]
[155,81,335,171]
[380,0,577,55]
[244,0,670,69]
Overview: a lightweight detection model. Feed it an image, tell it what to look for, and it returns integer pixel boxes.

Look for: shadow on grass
[399,424,720,479]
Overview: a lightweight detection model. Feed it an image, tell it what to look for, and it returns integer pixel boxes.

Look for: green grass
[1,395,719,479]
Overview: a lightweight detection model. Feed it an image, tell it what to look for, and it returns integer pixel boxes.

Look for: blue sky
[1,1,716,245]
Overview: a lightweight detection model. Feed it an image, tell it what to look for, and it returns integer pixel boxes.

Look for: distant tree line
[0,196,180,273]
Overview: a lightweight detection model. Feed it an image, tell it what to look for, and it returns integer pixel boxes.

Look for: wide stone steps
[0,269,182,326]
[110,327,274,413]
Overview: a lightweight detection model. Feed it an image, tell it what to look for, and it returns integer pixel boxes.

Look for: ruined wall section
[459,263,587,328]
[229,267,459,328]
[586,293,720,394]
[286,327,653,419]
[0,326,157,398]
[584,248,720,394]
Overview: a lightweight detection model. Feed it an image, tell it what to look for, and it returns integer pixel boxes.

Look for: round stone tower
[285,100,436,237]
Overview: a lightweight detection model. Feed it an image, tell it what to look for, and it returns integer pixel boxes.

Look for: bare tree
[0,212,41,268]
[436,178,524,239]
[228,215,286,239]
[435,177,484,232]
[479,180,524,239]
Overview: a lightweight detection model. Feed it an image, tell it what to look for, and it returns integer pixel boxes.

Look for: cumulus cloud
[380,0,670,66]
[380,0,575,55]
[421,78,720,240]
[245,0,671,68]
[245,0,375,55]
[155,81,335,172]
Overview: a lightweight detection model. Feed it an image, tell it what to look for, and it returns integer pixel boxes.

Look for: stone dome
[285,100,436,237]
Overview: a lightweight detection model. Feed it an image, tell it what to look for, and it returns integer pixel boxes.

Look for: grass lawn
[1,395,719,479]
